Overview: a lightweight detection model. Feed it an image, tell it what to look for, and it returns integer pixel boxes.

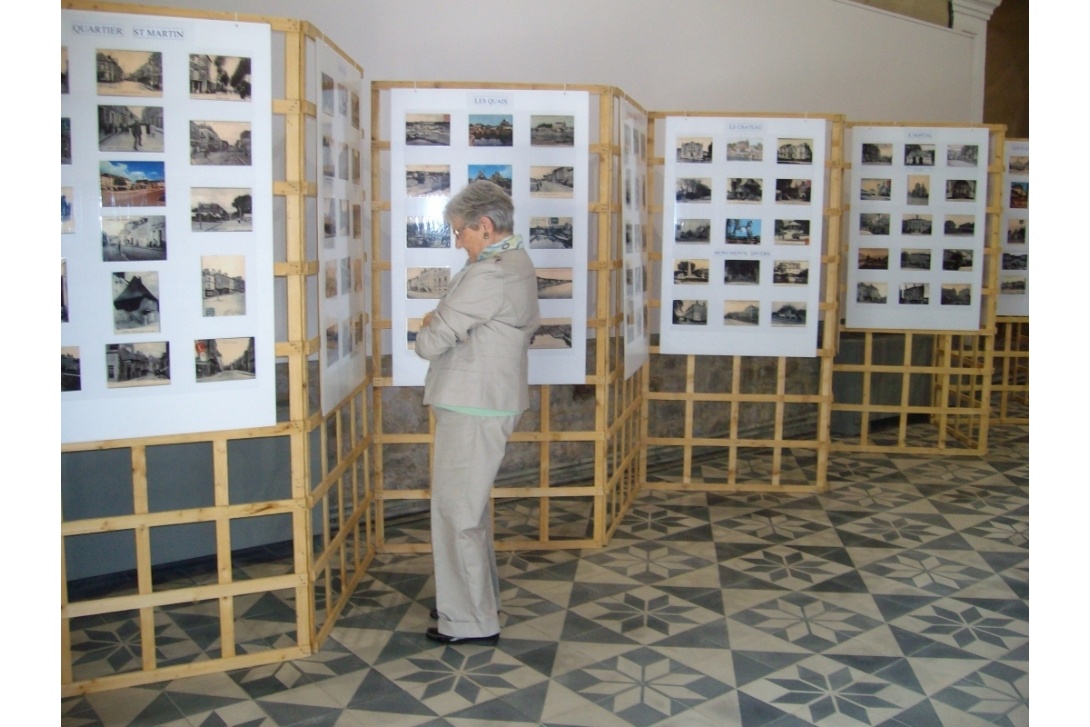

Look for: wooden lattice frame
[641,112,846,493]
[831,124,1006,455]
[369,82,643,553]
[60,2,373,695]
[990,316,1028,424]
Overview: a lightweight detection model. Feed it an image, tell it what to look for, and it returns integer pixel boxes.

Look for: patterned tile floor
[63,422,1028,726]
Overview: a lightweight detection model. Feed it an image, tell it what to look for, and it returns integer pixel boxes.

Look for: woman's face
[452,216,491,262]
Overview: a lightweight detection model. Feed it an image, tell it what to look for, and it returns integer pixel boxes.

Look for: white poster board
[998,139,1029,316]
[62,10,275,443]
[657,116,829,357]
[620,98,651,379]
[388,88,590,386]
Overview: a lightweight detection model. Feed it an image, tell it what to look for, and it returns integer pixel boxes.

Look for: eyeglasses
[452,222,478,239]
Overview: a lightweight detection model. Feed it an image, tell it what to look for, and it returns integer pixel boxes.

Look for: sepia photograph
[947,144,978,167]
[112,271,160,333]
[62,260,69,323]
[339,199,350,236]
[858,247,889,270]
[904,144,935,166]
[859,178,891,201]
[195,337,255,381]
[530,166,574,198]
[1008,155,1029,174]
[725,218,761,244]
[190,120,250,165]
[1007,218,1026,244]
[353,204,363,239]
[906,175,930,205]
[61,118,71,164]
[190,187,252,231]
[773,260,809,285]
[407,216,451,248]
[351,91,361,129]
[724,300,759,326]
[945,179,977,201]
[727,177,762,202]
[898,282,930,305]
[406,318,422,350]
[727,138,762,162]
[944,215,975,236]
[62,187,75,233]
[676,136,712,163]
[942,249,974,271]
[107,342,170,388]
[771,302,806,326]
[352,148,361,185]
[941,283,972,305]
[725,259,760,285]
[537,268,574,298]
[325,323,339,365]
[325,261,338,298]
[406,113,451,145]
[320,73,334,115]
[337,83,348,117]
[531,115,575,146]
[62,47,69,94]
[338,142,349,181]
[861,143,892,165]
[672,299,707,325]
[1002,252,1028,270]
[101,215,167,262]
[529,217,573,249]
[202,255,246,316]
[407,267,450,299]
[321,124,335,178]
[340,258,352,296]
[775,178,811,203]
[673,259,709,284]
[900,248,932,271]
[323,198,336,240]
[62,346,80,392]
[675,218,710,244]
[531,318,573,348]
[902,214,932,235]
[99,105,164,152]
[1009,182,1028,209]
[189,55,250,100]
[777,138,813,164]
[100,160,166,207]
[859,212,890,235]
[469,114,513,146]
[1000,276,1027,295]
[353,258,363,293]
[341,319,352,358]
[469,165,512,194]
[97,50,162,97]
[856,281,887,304]
[774,219,810,245]
[676,177,712,202]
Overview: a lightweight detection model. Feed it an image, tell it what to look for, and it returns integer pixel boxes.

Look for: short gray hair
[444,180,514,234]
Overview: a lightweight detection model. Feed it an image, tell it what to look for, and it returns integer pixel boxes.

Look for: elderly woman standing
[414,180,540,645]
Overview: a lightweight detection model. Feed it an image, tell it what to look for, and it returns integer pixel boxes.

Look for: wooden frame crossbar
[990,316,1028,424]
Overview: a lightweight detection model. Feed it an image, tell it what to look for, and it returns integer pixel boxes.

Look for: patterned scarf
[475,233,524,262]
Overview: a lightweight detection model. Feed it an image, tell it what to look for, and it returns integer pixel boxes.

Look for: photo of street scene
[339,200,349,236]
[857,282,888,304]
[945,179,977,201]
[900,249,931,271]
[724,300,759,326]
[726,218,761,244]
[468,115,513,146]
[99,105,164,152]
[675,218,710,244]
[725,259,760,284]
[406,113,450,145]
[322,124,334,178]
[902,214,932,235]
[672,300,707,325]
[676,178,712,202]
[100,161,166,207]
[941,283,971,305]
[189,55,251,100]
[107,342,170,388]
[323,199,336,240]
[904,144,935,166]
[1001,276,1026,295]
[62,346,80,392]
[101,216,166,262]
[529,217,573,249]
[325,323,339,365]
[62,187,75,233]
[774,219,810,244]
[942,249,974,271]
[673,259,709,284]
[469,165,512,194]
[406,216,451,248]
[530,166,574,198]
[1003,252,1028,270]
[861,143,892,165]
[944,215,975,236]
[195,337,255,382]
[859,178,890,201]
[531,115,575,146]
[190,187,252,231]
[858,247,889,270]
[1007,219,1026,244]
[899,283,930,304]
[906,175,930,205]
[531,318,573,348]
[947,144,978,167]
[727,138,762,161]
[321,73,334,115]
[771,302,806,326]
[190,120,251,165]
[201,255,246,317]
[325,261,338,298]
[62,118,71,164]
[775,178,811,203]
[96,50,162,97]
[353,204,362,239]
[772,260,809,285]
[1009,155,1029,174]
[536,268,574,298]
[352,91,360,129]
[407,267,450,299]
[777,138,813,164]
[112,271,160,333]
[338,142,349,180]
[859,212,890,235]
[676,137,712,163]
[727,177,762,202]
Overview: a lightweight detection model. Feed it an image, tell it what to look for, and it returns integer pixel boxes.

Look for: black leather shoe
[430,609,439,620]
[425,627,499,645]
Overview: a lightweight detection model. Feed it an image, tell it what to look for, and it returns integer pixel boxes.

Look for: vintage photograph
[947,144,979,167]
[859,178,891,201]
[321,124,335,178]
[62,187,75,233]
[941,283,972,305]
[112,271,160,333]
[62,346,80,392]
[725,218,761,244]
[536,268,574,298]
[673,259,710,284]
[352,148,361,185]
[942,249,974,271]
[856,281,888,304]
[407,216,451,248]
[321,73,334,115]
[61,260,69,323]
[190,120,251,165]
[202,255,246,316]
[407,267,450,299]
[1007,218,1026,244]
[774,219,810,245]
[531,115,575,146]
[325,323,339,365]
[61,118,71,164]
[775,178,811,203]
[97,50,162,96]
[100,161,166,207]
[904,144,935,166]
[1010,182,1028,209]
[341,319,352,358]
[337,83,348,117]
[323,198,336,240]
[353,258,364,293]
[338,142,349,181]
[724,300,759,326]
[107,342,170,388]
[771,302,806,326]
[469,165,512,194]
[62,47,69,94]
[676,136,712,163]
[861,143,893,165]
[101,215,167,262]
[1008,155,1029,174]
[672,300,707,326]
[727,138,762,161]
[906,175,930,205]
[727,177,763,202]
[1003,252,1028,270]
[773,260,809,285]
[900,248,932,271]
[944,215,975,236]
[531,318,573,348]
[777,138,813,164]
[675,219,711,244]
[858,247,889,270]
[406,318,422,350]
[189,55,250,100]
[902,214,932,235]
[406,113,450,145]
[898,283,930,305]
[324,261,338,298]
[529,217,573,249]
[859,212,890,235]
[353,204,363,239]
[195,337,255,381]
[340,199,350,236]
[945,179,977,201]
[530,166,575,198]
[1000,276,1027,295]
[340,257,352,295]
[676,178,712,202]
[725,259,760,284]
[99,105,164,152]
[469,115,513,146]
[352,91,361,129]
[190,187,252,231]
